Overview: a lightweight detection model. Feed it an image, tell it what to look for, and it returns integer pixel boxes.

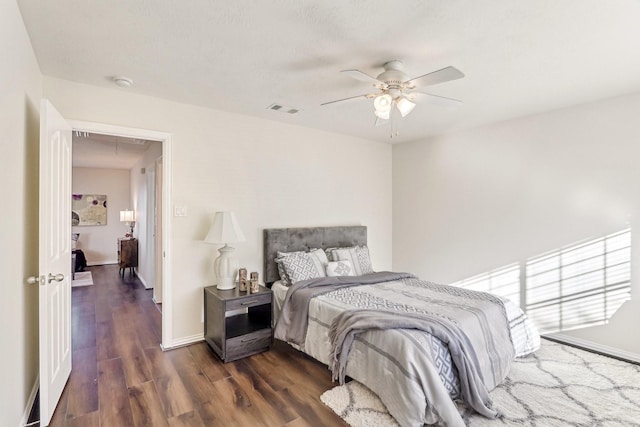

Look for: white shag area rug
[320,339,640,427]
[72,271,93,287]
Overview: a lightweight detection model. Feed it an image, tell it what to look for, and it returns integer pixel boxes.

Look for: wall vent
[267,103,301,114]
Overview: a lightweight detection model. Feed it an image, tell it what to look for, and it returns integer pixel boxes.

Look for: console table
[117,238,138,277]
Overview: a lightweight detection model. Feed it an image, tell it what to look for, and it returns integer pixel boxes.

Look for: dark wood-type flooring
[43,264,348,427]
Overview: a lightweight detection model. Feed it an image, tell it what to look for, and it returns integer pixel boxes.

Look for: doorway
[69,120,173,348]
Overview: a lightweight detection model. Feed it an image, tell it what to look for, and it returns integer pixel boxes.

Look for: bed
[265,226,540,427]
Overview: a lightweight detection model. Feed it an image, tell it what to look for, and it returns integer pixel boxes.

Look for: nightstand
[204,285,273,362]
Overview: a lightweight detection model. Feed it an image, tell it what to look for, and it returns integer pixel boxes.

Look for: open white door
[38,99,72,426]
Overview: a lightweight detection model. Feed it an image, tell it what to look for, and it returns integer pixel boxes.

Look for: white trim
[160,333,204,351]
[68,120,174,348]
[549,333,640,364]
[87,260,117,266]
[137,273,151,289]
[19,375,39,427]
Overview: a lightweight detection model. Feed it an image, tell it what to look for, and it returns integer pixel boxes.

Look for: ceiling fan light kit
[396,96,416,117]
[373,93,392,112]
[374,108,390,120]
[322,60,464,138]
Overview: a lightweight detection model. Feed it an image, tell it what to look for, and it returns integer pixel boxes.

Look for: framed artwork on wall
[72,194,107,226]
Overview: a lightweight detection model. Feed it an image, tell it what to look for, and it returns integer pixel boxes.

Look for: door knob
[27,275,45,285]
[48,273,65,283]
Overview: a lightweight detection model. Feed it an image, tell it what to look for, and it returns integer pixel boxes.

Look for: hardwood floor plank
[153,374,196,418]
[187,342,231,383]
[93,298,114,323]
[194,380,257,427]
[95,319,118,361]
[146,347,195,419]
[145,346,178,379]
[65,410,99,427]
[97,357,136,426]
[223,358,298,425]
[283,417,317,427]
[72,311,96,350]
[167,409,206,427]
[65,346,98,418]
[65,380,98,420]
[128,380,170,427]
[47,385,70,427]
[279,386,348,427]
[163,347,221,405]
[111,308,153,387]
[132,308,162,350]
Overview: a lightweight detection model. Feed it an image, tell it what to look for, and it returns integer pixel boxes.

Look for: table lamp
[204,211,245,289]
[120,209,135,236]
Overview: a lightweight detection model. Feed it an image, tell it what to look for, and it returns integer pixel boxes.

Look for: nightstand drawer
[226,292,271,311]
[225,328,272,361]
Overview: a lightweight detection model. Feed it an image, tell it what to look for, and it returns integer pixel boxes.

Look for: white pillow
[325,260,354,277]
[331,245,373,276]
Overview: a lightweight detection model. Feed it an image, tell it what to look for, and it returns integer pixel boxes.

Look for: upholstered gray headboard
[263,226,367,285]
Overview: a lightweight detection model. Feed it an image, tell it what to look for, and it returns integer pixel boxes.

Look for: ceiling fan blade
[341,69,385,85]
[407,66,465,88]
[320,93,371,106]
[412,90,463,108]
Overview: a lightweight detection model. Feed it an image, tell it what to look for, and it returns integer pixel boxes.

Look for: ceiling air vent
[267,103,301,114]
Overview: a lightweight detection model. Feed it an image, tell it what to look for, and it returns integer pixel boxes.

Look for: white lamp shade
[120,210,135,222]
[373,94,392,113]
[204,211,246,244]
[396,97,416,117]
[374,108,390,120]
[204,211,245,289]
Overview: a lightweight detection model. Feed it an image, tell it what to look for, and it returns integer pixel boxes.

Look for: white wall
[0,1,42,425]
[393,91,640,357]
[44,77,392,344]
[72,167,131,265]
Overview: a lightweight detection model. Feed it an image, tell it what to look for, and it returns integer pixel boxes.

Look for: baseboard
[137,273,152,289]
[87,260,117,266]
[160,333,204,351]
[548,334,640,364]
[20,374,39,427]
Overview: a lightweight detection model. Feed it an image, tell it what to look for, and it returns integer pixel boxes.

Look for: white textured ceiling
[72,133,160,169]
[18,0,640,144]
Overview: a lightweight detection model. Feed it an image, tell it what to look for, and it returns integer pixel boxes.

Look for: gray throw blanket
[274,271,415,345]
[329,309,510,419]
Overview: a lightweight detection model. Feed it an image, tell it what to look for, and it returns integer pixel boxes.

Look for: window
[449,229,631,334]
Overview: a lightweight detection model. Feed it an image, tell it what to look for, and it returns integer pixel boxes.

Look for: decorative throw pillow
[277,248,328,285]
[324,247,339,262]
[331,245,374,276]
[325,260,354,277]
[275,250,305,286]
[275,259,292,286]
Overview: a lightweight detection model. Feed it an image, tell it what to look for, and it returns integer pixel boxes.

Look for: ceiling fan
[322,60,465,138]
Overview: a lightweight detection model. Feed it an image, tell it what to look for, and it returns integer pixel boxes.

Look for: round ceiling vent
[113,76,133,88]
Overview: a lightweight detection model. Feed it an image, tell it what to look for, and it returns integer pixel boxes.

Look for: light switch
[174,205,187,217]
